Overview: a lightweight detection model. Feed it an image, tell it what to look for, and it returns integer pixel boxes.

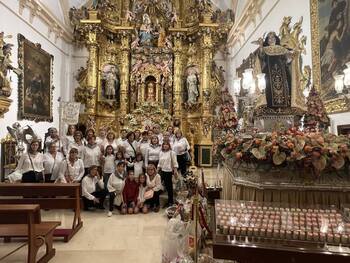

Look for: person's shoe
[153,206,160,213]
[162,203,169,209]
[107,211,112,217]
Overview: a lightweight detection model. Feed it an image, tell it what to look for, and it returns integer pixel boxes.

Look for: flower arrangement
[220,128,350,176]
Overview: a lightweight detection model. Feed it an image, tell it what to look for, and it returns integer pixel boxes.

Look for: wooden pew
[0,183,83,242]
[0,204,60,263]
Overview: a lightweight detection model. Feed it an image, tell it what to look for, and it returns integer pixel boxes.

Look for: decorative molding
[18,0,73,43]
[227,0,265,47]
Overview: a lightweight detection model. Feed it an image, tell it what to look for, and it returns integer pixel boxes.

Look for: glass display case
[214,200,350,248]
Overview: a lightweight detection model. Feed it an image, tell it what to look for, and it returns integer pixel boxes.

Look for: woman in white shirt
[45,127,63,153]
[173,130,190,177]
[63,125,76,156]
[96,127,107,147]
[145,135,161,168]
[138,131,150,158]
[17,139,44,183]
[158,142,178,207]
[43,142,64,182]
[56,148,84,183]
[67,131,85,159]
[81,135,102,175]
[116,129,128,148]
[122,132,138,161]
[107,161,126,216]
[103,131,118,152]
[81,165,106,211]
[145,164,163,212]
[134,129,142,149]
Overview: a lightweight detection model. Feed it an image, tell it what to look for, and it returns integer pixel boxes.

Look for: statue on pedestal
[186,70,199,105]
[139,14,154,46]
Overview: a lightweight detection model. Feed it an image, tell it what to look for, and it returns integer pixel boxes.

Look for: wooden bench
[0,204,60,263]
[0,183,83,242]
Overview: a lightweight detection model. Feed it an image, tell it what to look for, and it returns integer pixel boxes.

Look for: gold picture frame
[310,0,350,113]
[17,34,54,122]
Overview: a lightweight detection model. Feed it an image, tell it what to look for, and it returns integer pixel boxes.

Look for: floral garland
[219,128,350,176]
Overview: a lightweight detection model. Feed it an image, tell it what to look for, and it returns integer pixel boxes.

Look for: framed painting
[310,0,350,113]
[337,124,350,135]
[17,34,53,121]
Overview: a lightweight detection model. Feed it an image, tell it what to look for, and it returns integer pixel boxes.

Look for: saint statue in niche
[258,32,293,108]
[186,69,199,104]
[145,81,156,102]
[139,13,153,46]
[101,64,119,101]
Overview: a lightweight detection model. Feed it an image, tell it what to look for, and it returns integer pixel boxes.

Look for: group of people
[14,124,191,216]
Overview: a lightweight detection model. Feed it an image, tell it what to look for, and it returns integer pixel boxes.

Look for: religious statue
[7,122,37,158]
[139,13,153,46]
[157,27,166,48]
[258,32,293,108]
[0,33,21,97]
[186,70,199,104]
[102,65,119,100]
[145,81,156,102]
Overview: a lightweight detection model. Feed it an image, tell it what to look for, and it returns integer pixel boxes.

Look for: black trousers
[177,154,187,177]
[145,190,161,208]
[161,171,173,205]
[82,190,107,210]
[103,173,112,190]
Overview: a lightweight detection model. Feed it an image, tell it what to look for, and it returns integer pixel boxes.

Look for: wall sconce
[256,73,266,92]
[343,62,350,86]
[334,74,344,94]
[242,68,254,91]
[233,78,241,95]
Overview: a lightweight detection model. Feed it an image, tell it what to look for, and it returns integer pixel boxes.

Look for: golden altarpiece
[71,0,233,165]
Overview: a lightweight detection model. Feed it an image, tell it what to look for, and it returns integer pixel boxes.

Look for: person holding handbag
[172,129,190,177]
[122,131,138,163]
[56,148,84,183]
[17,139,44,183]
[158,142,178,208]
[145,164,163,212]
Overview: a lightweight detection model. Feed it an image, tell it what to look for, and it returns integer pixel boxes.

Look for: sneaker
[107,211,112,217]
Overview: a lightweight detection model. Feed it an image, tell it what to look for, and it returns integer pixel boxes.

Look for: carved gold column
[200,30,213,145]
[173,35,183,119]
[81,11,101,118]
[120,34,131,115]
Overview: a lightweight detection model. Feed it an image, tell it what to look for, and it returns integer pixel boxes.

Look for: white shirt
[57,159,84,183]
[43,152,64,180]
[122,140,138,159]
[103,155,115,174]
[145,145,161,167]
[156,133,163,144]
[107,172,125,193]
[67,142,85,159]
[16,153,44,174]
[96,137,107,147]
[63,135,75,155]
[139,141,150,158]
[82,175,104,200]
[103,140,118,152]
[146,173,163,192]
[173,137,190,155]
[133,161,144,178]
[116,138,126,148]
[82,144,101,168]
[158,150,178,172]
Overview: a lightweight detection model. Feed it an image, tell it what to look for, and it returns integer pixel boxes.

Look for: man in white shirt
[153,124,163,144]
[81,165,107,211]
[116,129,128,148]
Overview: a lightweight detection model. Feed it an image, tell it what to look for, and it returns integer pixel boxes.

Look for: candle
[267,229,272,237]
[300,231,305,240]
[341,234,348,244]
[286,230,292,239]
[327,234,334,243]
[229,226,235,235]
[307,232,313,241]
[292,231,299,240]
[313,232,319,242]
[334,234,340,244]
[319,233,326,242]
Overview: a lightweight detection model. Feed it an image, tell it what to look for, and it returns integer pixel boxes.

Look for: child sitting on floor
[122,170,139,214]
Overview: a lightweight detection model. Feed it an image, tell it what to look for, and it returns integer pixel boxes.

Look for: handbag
[22,154,43,183]
[144,189,154,200]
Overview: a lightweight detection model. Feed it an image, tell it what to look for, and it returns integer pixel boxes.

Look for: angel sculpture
[131,59,143,75]
[170,11,178,25]
[164,36,173,49]
[7,123,37,158]
[131,33,140,49]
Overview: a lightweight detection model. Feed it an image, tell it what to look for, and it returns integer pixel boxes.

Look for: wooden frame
[310,0,350,113]
[17,34,54,122]
[337,124,350,135]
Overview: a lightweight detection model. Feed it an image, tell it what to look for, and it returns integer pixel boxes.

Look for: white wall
[0,0,74,141]
[329,112,350,135]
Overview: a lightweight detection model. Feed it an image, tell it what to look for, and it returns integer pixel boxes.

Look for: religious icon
[145,81,156,102]
[258,31,293,108]
[139,13,154,46]
[101,64,120,101]
[186,68,199,105]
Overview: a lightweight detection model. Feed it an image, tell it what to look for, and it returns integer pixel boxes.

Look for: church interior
[1,0,350,262]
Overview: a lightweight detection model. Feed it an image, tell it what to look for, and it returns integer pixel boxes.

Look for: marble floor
[0,168,222,263]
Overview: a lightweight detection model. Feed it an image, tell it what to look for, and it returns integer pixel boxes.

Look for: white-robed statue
[186,71,199,104]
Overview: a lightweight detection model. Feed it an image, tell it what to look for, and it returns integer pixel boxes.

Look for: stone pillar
[120,35,131,115]
[173,35,183,119]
